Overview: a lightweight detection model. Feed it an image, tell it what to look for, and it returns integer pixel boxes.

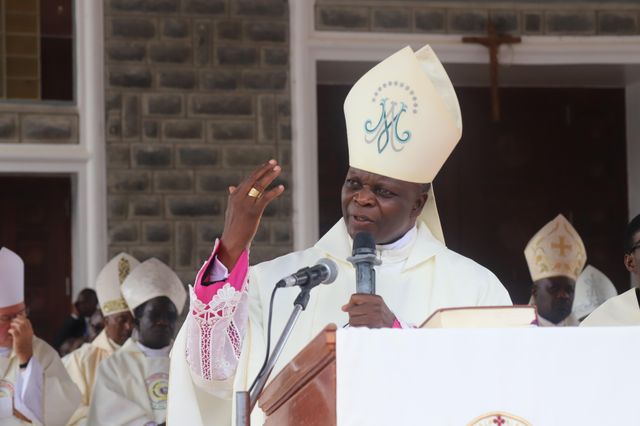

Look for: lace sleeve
[185,241,250,383]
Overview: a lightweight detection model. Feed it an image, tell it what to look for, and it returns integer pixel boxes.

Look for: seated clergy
[581,214,640,326]
[525,214,586,326]
[53,288,99,356]
[0,247,81,425]
[88,258,186,426]
[167,44,512,425]
[64,253,139,425]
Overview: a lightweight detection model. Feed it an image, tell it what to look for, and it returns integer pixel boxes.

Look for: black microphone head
[352,231,376,256]
[317,258,338,284]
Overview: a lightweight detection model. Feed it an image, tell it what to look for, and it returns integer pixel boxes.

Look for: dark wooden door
[317,86,628,304]
[0,176,72,344]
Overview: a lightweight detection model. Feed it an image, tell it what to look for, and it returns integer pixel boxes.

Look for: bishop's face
[624,231,640,285]
[104,310,134,346]
[532,276,576,324]
[340,167,428,245]
[134,296,177,349]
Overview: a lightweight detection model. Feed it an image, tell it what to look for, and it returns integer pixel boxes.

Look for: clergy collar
[136,341,170,357]
[315,219,446,271]
[376,225,417,251]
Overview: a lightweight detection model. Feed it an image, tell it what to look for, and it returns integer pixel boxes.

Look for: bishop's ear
[415,193,428,211]
[624,253,637,274]
[412,185,429,216]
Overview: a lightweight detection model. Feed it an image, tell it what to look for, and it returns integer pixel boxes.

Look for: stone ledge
[316,4,640,35]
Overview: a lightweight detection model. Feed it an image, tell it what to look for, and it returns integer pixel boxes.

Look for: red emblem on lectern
[467,412,532,426]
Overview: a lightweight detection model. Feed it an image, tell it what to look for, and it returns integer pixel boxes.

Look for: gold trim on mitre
[467,412,531,426]
[96,253,140,316]
[118,257,131,285]
[524,214,586,282]
[102,298,129,315]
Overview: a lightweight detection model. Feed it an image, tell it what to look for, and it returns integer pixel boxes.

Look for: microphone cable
[248,284,279,394]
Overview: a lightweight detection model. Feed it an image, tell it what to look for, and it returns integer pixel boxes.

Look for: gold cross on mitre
[524,214,587,282]
[551,236,571,257]
[462,21,521,122]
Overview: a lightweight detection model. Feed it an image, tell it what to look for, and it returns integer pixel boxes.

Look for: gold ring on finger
[248,187,263,198]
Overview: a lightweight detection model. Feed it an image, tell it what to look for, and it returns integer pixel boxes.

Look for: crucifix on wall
[463,22,521,122]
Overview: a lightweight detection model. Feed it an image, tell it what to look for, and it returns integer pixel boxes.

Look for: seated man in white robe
[0,247,81,425]
[168,44,512,425]
[88,258,186,426]
[63,253,139,425]
[524,214,586,327]
[581,213,640,326]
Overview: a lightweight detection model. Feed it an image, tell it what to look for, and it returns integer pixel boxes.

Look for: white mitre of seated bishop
[121,258,187,315]
[344,45,462,244]
[96,253,140,316]
[572,264,617,321]
[524,214,586,282]
[0,246,24,308]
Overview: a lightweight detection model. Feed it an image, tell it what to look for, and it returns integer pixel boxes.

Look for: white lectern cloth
[336,327,640,425]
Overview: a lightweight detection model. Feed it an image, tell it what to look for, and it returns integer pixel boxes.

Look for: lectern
[258,325,337,426]
[257,325,640,425]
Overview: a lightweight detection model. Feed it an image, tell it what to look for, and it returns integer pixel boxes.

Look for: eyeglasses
[0,308,29,324]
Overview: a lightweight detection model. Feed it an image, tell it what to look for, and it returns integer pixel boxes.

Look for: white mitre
[96,252,140,316]
[572,264,617,321]
[0,247,24,308]
[524,214,587,282]
[121,258,187,315]
[343,45,462,243]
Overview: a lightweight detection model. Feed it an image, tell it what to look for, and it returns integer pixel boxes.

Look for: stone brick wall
[105,0,292,284]
[0,106,78,144]
[316,1,640,35]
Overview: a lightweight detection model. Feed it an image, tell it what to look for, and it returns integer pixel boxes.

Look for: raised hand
[9,314,34,365]
[217,159,284,269]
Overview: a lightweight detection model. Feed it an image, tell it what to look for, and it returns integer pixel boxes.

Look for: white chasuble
[0,337,81,425]
[581,288,640,326]
[63,329,120,425]
[168,219,512,425]
[89,338,169,426]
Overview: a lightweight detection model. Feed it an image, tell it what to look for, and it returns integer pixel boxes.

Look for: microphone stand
[236,277,314,426]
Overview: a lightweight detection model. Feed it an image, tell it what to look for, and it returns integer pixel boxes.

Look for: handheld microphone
[347,231,381,294]
[276,258,338,289]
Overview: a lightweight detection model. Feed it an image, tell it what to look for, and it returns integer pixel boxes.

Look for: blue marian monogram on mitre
[364,97,412,153]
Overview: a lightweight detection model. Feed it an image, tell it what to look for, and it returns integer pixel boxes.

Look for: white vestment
[63,330,120,425]
[581,288,640,326]
[0,336,81,425]
[89,338,170,426]
[168,219,512,425]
